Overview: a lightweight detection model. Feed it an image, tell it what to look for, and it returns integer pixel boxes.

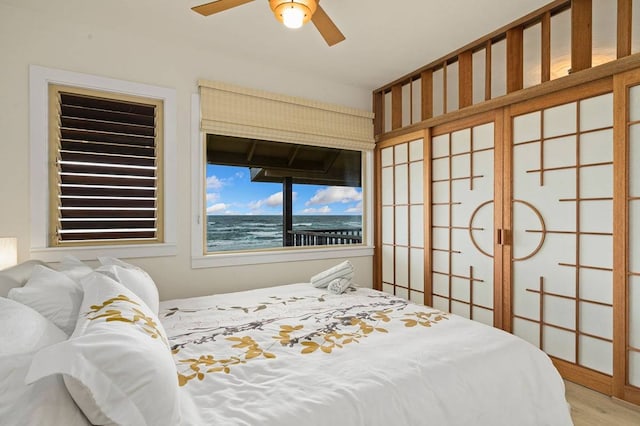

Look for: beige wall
[0,2,373,300]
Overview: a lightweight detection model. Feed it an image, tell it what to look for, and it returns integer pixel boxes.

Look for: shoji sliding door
[378,133,426,304]
[507,81,615,392]
[429,113,502,327]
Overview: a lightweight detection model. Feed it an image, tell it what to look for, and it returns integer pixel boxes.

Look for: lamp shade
[269,0,317,29]
[0,237,17,270]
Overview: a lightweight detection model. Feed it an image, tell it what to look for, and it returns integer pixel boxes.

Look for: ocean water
[207,215,362,252]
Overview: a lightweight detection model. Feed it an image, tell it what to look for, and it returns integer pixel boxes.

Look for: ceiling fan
[191,0,345,46]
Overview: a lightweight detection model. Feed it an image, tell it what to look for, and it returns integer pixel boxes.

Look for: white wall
[0,2,373,300]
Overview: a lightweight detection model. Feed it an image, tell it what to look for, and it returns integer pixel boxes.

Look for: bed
[0,258,573,425]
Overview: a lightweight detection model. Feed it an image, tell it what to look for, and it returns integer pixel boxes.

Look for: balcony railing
[288,229,362,247]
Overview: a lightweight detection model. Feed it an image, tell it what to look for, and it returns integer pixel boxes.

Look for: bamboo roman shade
[198,80,375,151]
[48,84,164,245]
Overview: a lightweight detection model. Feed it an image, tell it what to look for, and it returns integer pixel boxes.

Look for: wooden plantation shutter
[48,85,164,245]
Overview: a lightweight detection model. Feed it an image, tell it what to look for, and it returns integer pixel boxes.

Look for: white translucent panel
[432,249,449,273]
[513,264,542,320]
[409,162,424,204]
[411,79,422,124]
[451,276,470,303]
[382,206,394,245]
[544,102,576,138]
[451,300,470,319]
[550,9,571,80]
[432,205,449,227]
[580,164,613,199]
[395,164,409,205]
[523,23,542,88]
[580,93,613,131]
[630,277,640,348]
[513,317,540,347]
[544,135,576,169]
[580,302,613,340]
[446,61,459,113]
[432,134,449,157]
[579,336,612,375]
[472,48,486,104]
[395,286,409,300]
[402,83,411,127]
[450,196,469,228]
[512,199,546,260]
[513,111,541,144]
[395,143,408,164]
[473,275,494,309]
[473,123,494,150]
[433,68,444,117]
[580,129,613,165]
[473,149,494,181]
[395,206,408,246]
[468,201,493,257]
[382,245,394,283]
[472,307,493,326]
[381,168,394,205]
[432,157,449,180]
[536,235,577,295]
[630,352,640,388]
[396,246,409,287]
[432,181,449,204]
[384,91,392,133]
[491,39,506,98]
[451,128,471,154]
[432,295,449,313]
[409,205,424,247]
[543,326,575,362]
[410,291,424,305]
[409,139,424,161]
[432,273,449,297]
[634,0,640,54]
[451,154,470,179]
[631,124,640,196]
[631,202,640,272]
[409,249,425,292]
[382,283,395,295]
[580,200,612,234]
[631,86,640,122]
[381,147,394,167]
[591,0,617,67]
[580,268,613,305]
[544,296,575,330]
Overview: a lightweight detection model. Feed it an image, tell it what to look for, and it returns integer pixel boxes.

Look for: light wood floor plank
[565,380,640,425]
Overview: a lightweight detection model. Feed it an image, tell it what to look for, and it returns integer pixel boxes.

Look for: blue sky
[206,164,362,215]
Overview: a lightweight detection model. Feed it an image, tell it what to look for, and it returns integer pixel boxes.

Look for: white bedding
[160,284,573,426]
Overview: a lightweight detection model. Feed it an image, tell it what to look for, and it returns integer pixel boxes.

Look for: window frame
[190,94,374,268]
[29,65,177,261]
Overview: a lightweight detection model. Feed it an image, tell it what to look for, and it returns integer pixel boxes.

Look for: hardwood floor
[565,381,640,425]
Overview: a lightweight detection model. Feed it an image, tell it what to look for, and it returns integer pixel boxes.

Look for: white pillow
[26,272,180,426]
[58,255,93,282]
[97,257,160,314]
[8,265,84,336]
[0,259,47,297]
[0,297,89,426]
[310,260,354,288]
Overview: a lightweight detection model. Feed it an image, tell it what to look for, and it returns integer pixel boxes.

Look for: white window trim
[29,65,177,262]
[190,94,374,268]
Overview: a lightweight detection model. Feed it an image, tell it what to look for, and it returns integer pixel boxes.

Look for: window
[29,66,177,261]
[205,135,363,253]
[49,85,163,246]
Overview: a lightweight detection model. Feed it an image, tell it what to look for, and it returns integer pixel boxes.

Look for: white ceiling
[3,0,552,91]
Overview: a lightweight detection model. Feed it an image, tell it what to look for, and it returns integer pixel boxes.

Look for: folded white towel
[310,260,354,288]
[327,277,352,295]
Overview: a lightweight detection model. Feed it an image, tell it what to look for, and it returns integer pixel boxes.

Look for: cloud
[206,193,219,204]
[345,202,363,213]
[302,206,331,214]
[306,187,362,206]
[249,192,297,210]
[206,175,224,190]
[206,203,228,214]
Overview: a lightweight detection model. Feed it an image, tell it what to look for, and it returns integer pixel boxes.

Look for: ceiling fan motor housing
[269,0,318,25]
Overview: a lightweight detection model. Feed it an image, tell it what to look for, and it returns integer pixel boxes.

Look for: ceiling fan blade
[311,4,345,46]
[191,0,254,16]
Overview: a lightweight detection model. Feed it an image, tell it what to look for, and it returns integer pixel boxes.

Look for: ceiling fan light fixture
[269,0,317,29]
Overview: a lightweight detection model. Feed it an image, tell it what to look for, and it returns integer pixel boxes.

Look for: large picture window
[205,135,363,253]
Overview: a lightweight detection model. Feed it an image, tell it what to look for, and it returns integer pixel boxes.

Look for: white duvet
[159,284,573,426]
